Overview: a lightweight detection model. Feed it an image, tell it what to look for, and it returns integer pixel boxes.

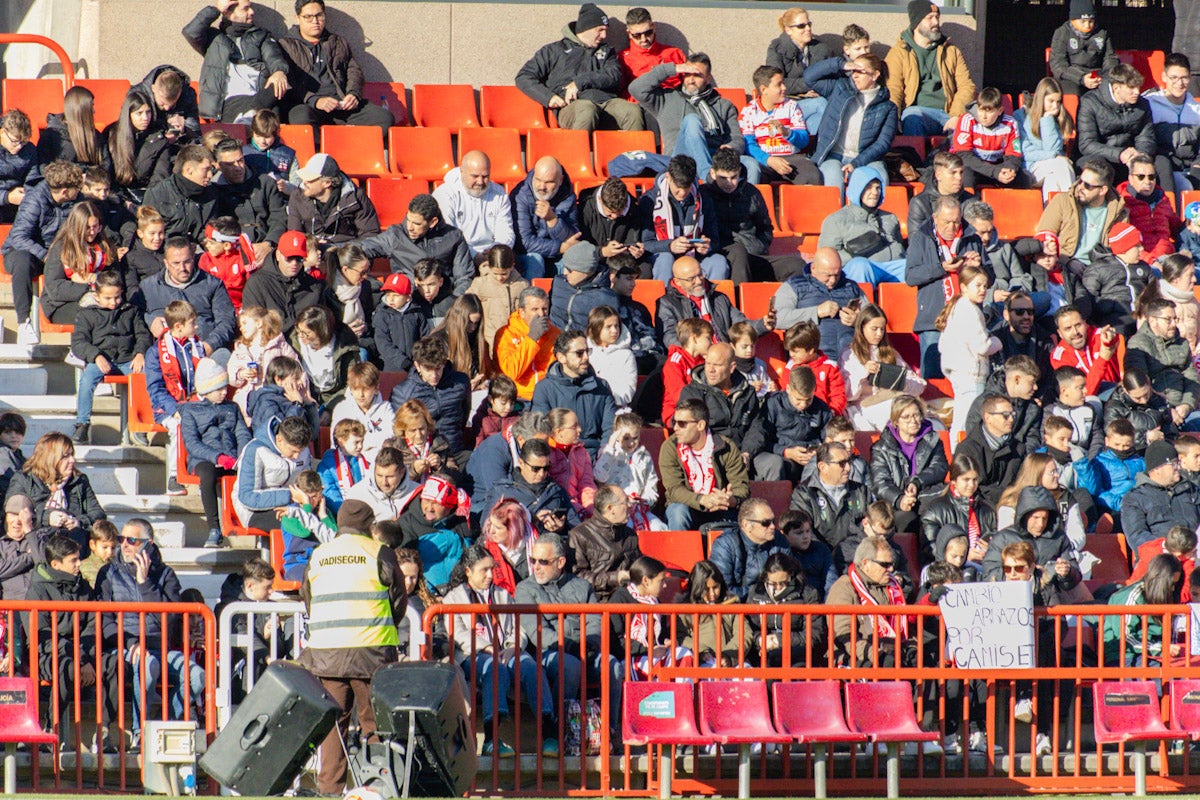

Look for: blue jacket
[1120,473,1200,549]
[316,447,365,513]
[1074,449,1143,514]
[549,270,619,332]
[247,384,320,440]
[464,432,513,507]
[479,472,581,533]
[511,169,578,260]
[96,542,183,644]
[1,181,73,261]
[805,57,898,167]
[709,528,792,601]
[145,337,208,422]
[389,366,471,454]
[744,392,832,457]
[0,143,40,210]
[530,362,616,456]
[373,301,429,373]
[904,219,986,333]
[1014,107,1066,168]
[132,268,237,352]
[179,398,251,472]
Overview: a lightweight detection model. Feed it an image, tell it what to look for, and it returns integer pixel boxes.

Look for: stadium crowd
[4,0,1200,791]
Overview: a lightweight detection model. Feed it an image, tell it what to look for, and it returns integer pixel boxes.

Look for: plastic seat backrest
[845,681,937,741]
[388,126,455,182]
[1084,534,1132,584]
[321,125,388,177]
[640,425,667,478]
[593,130,657,177]
[527,129,597,180]
[176,430,200,485]
[479,85,547,131]
[622,681,707,745]
[633,280,666,324]
[751,480,792,518]
[738,282,781,320]
[753,184,779,233]
[458,127,525,183]
[890,135,926,162]
[2,79,64,133]
[779,185,842,237]
[412,84,479,131]
[1169,679,1200,736]
[269,529,302,592]
[379,371,408,402]
[891,532,922,587]
[715,87,748,112]
[879,188,911,239]
[772,681,867,742]
[278,124,316,167]
[129,372,167,433]
[637,530,704,574]
[367,178,432,228]
[362,82,410,126]
[698,681,790,742]
[878,283,918,333]
[1117,50,1166,90]
[0,677,57,744]
[76,79,130,130]
[979,188,1044,240]
[755,330,787,378]
[1093,680,1173,743]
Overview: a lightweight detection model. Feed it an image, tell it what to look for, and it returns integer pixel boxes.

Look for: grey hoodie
[816,166,905,263]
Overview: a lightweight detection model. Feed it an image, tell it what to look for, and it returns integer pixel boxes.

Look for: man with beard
[286,153,380,247]
[344,447,408,521]
[510,156,580,279]
[990,291,1056,397]
[1050,303,1122,397]
[143,145,230,243]
[433,151,514,261]
[885,1,976,138]
[481,439,579,534]
[352,194,474,294]
[211,137,286,265]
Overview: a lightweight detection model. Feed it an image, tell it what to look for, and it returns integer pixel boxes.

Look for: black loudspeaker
[369,661,476,797]
[199,661,340,796]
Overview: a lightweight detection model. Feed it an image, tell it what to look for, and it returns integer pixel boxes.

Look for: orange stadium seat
[201,122,247,144]
[76,79,130,130]
[637,530,704,574]
[878,282,918,332]
[712,280,735,305]
[388,126,455,182]
[754,184,779,231]
[2,79,64,129]
[980,188,1044,239]
[632,279,666,324]
[411,84,479,132]
[479,85,547,132]
[778,185,842,237]
[278,123,316,167]
[1117,49,1166,90]
[879,184,911,239]
[738,282,780,320]
[362,81,410,126]
[715,87,748,112]
[457,127,524,183]
[367,178,431,228]
[527,128,597,180]
[593,130,656,177]
[322,125,388,177]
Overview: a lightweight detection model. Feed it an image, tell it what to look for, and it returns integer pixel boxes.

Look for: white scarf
[677,430,716,494]
[300,340,337,390]
[334,271,365,328]
[651,171,703,241]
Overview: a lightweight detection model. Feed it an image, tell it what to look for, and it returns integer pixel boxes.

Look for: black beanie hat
[1070,0,1096,19]
[908,0,934,31]
[576,3,608,33]
[1145,440,1179,473]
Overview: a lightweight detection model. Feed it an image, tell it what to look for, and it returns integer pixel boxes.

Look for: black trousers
[193,461,234,533]
[288,101,394,145]
[7,249,43,323]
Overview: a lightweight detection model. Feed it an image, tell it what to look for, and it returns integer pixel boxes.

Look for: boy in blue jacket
[316,419,368,513]
[1074,418,1145,516]
[278,470,336,582]
[146,300,207,495]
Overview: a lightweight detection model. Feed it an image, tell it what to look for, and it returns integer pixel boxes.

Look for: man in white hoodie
[432,151,515,260]
[344,446,408,521]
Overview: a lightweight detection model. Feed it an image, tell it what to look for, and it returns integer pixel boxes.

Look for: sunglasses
[530,557,559,566]
[1078,179,1105,191]
[871,559,896,570]
[825,459,852,467]
[1009,307,1035,316]
[787,22,812,28]
[628,29,655,39]
[746,518,775,527]
[523,462,550,474]
[986,410,1016,420]
[120,536,149,546]
[1131,173,1158,181]
[1003,563,1030,573]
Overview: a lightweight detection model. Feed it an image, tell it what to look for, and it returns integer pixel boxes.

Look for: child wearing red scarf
[607,556,694,678]
[548,408,596,515]
[315,419,368,513]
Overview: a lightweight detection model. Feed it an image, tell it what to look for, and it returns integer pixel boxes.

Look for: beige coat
[468,272,530,349]
[1035,182,1127,258]
[884,35,976,116]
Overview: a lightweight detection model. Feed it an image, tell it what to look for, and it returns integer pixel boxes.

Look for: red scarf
[847,563,908,639]
[627,581,659,650]
[334,448,367,490]
[484,540,518,595]
[937,230,963,301]
[951,485,981,549]
[406,435,431,462]
[671,279,712,324]
[676,432,715,494]
[156,335,205,402]
[62,244,108,280]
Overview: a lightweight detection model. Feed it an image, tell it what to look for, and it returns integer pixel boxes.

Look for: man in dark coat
[212,137,287,263]
[530,330,617,456]
[677,342,759,449]
[708,498,790,601]
[137,65,202,138]
[1121,440,1200,549]
[510,157,579,279]
[240,232,327,333]
[286,154,381,248]
[656,255,774,348]
[956,394,1025,507]
[143,144,232,244]
[352,193,474,294]
[133,236,238,355]
[789,442,871,551]
[390,335,472,459]
[549,241,618,332]
[1077,63,1163,186]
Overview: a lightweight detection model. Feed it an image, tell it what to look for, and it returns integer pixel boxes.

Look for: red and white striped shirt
[951,112,1021,164]
[739,98,807,156]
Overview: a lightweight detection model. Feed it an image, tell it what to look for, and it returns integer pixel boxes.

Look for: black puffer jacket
[1048,20,1118,96]
[36,113,112,176]
[182,6,290,120]
[287,174,381,247]
[568,516,641,601]
[982,486,1080,585]
[136,65,201,136]
[789,477,870,550]
[764,33,834,97]
[1103,386,1177,453]
[677,366,760,448]
[142,173,231,244]
[1077,80,1157,165]
[530,362,617,455]
[577,185,641,250]
[516,23,623,110]
[919,489,997,561]
[743,392,832,456]
[216,171,287,246]
[964,371,1044,454]
[700,172,773,256]
[656,281,760,347]
[240,257,327,332]
[71,302,153,365]
[1078,247,1154,336]
[745,577,825,666]
[6,471,106,530]
[1120,473,1200,549]
[955,427,1025,507]
[868,423,949,507]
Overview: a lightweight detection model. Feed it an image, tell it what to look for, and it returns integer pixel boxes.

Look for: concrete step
[0,394,121,414]
[0,366,47,395]
[77,464,139,495]
[161,547,266,576]
[24,413,125,446]
[96,493,204,514]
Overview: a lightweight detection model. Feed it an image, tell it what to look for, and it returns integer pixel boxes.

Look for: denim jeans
[797,96,828,137]
[651,251,730,283]
[541,648,623,733]
[842,257,908,285]
[466,650,554,723]
[817,158,889,202]
[131,648,207,732]
[664,503,737,530]
[76,360,135,425]
[900,106,951,137]
[672,115,718,179]
[918,330,944,379]
[518,253,548,280]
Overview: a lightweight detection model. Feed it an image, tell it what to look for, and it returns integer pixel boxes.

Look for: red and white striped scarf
[676,431,715,495]
[334,448,367,490]
[848,563,908,640]
[951,485,981,550]
[627,581,659,650]
[937,230,963,301]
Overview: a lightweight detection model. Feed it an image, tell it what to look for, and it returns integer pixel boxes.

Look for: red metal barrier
[423,602,1200,797]
[0,35,77,86]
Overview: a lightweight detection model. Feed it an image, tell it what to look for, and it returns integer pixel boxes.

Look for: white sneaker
[16,319,38,346]
[943,733,961,755]
[903,739,942,757]
[968,728,990,754]
[64,350,85,368]
[1014,698,1033,724]
[94,381,113,396]
[1035,733,1052,756]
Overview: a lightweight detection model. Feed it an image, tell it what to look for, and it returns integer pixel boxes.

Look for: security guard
[300,499,406,796]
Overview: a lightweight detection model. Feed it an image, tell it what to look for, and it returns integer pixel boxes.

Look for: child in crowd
[471,375,519,447]
[1014,78,1076,200]
[180,357,251,548]
[834,501,911,594]
[1041,414,1084,491]
[1074,418,1145,515]
[247,356,320,439]
[842,23,871,60]
[729,321,774,398]
[1046,365,1105,458]
[841,304,925,431]
[241,109,298,194]
[71,270,151,445]
[609,556,695,678]
[0,412,26,498]
[79,166,133,247]
[374,272,429,373]
[317,419,369,513]
[146,300,206,494]
[80,520,117,588]
[467,243,530,348]
[937,264,1002,441]
[1180,201,1200,258]
[920,528,977,587]
[392,400,457,487]
[950,87,1030,190]
[278,469,335,582]
[198,216,256,311]
[781,320,846,415]
[228,306,303,425]
[330,362,393,463]
[594,412,666,531]
[548,407,597,516]
[1178,434,1200,489]
[780,509,836,600]
[662,317,713,426]
[214,557,285,701]
[124,206,166,295]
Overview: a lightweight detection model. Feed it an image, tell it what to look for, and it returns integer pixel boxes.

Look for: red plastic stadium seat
[0,675,57,790]
[1093,680,1184,794]
[699,681,791,796]
[845,682,939,745]
[890,135,926,162]
[362,81,410,126]
[593,130,657,177]
[1084,533,1131,591]
[388,126,455,182]
[379,371,408,402]
[1169,680,1200,740]
[632,279,666,324]
[877,283,918,333]
[772,680,868,796]
[637,530,704,574]
[322,125,388,178]
[126,372,167,436]
[76,79,130,130]
[411,84,479,132]
[1,79,64,131]
[367,178,431,228]
[527,129,597,180]
[1117,50,1166,90]
[622,682,707,798]
[778,185,842,238]
[715,87,748,112]
[479,85,547,132]
[739,282,781,320]
[0,224,11,280]
[879,186,911,239]
[278,123,316,167]
[268,529,302,592]
[175,432,200,486]
[979,188,1044,240]
[457,127,525,183]
[751,480,792,517]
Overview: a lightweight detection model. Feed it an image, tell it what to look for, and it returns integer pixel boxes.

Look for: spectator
[708,498,790,601]
[181,357,250,547]
[1126,525,1197,596]
[466,412,554,513]
[1104,552,1184,666]
[1122,440,1200,548]
[608,257,664,372]
[587,305,636,408]
[317,418,368,512]
[390,335,472,460]
[907,151,973,236]
[744,366,832,482]
[869,394,950,520]
[1077,63,1160,186]
[780,509,836,600]
[0,413,25,501]
[775,247,864,359]
[639,156,728,282]
[36,86,111,175]
[994,450,1089,549]
[739,65,821,185]
[568,484,640,600]
[676,561,743,666]
[473,377,520,448]
[330,362,393,462]
[938,264,1002,439]
[593,412,664,530]
[1104,367,1176,455]
[232,415,313,531]
[989,294,1056,393]
[393,475,472,585]
[819,166,907,286]
[197,215,255,312]
[81,520,117,589]
[287,154,381,247]
[325,243,382,359]
[885,1,976,137]
[392,400,457,486]
[516,4,644,132]
[1048,0,1117,96]
[182,0,290,122]
[1146,53,1200,191]
[790,441,871,550]
[950,87,1030,190]
[1074,418,1145,514]
[546,406,597,515]
[677,342,759,448]
[510,157,579,279]
[211,137,287,266]
[135,65,201,139]
[1139,253,1200,366]
[660,398,749,530]
[730,322,773,398]
[4,161,83,345]
[1036,156,1126,265]
[108,87,176,205]
[550,241,619,331]
[467,246,529,351]
[137,238,238,361]
[143,142,230,243]
[372,272,426,373]
[0,494,48,604]
[247,355,320,436]
[0,109,40,224]
[920,453,996,564]
[434,292,494,404]
[662,317,712,426]
[906,195,986,377]
[766,7,834,128]
[1127,297,1200,429]
[617,7,684,97]
[782,320,846,415]
[628,53,743,180]
[1079,221,1153,336]
[530,329,617,456]
[124,208,167,297]
[242,231,327,332]
[966,355,1046,454]
[834,501,913,591]
[577,177,644,260]
[656,255,771,349]
[807,53,898,200]
[242,109,299,192]
[145,299,209,494]
[484,438,579,536]
[956,394,1025,506]
[279,0,394,134]
[1117,154,1182,264]
[1050,304,1122,396]
[982,486,1081,586]
[433,152,515,259]
[826,536,914,666]
[1015,78,1078,200]
[289,304,360,409]
[352,193,473,294]
[343,446,408,521]
[478,498,537,594]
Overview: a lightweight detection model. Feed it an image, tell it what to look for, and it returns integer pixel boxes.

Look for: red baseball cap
[382,273,413,295]
[277,231,308,259]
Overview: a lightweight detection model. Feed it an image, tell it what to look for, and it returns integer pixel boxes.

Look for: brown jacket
[826,572,902,665]
[568,516,641,601]
[884,34,976,116]
[659,432,750,510]
[467,272,530,349]
[1035,182,1127,259]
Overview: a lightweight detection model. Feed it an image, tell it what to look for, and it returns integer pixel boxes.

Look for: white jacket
[588,328,637,407]
[344,471,407,521]
[330,392,394,464]
[938,300,1001,383]
[593,432,659,507]
[432,168,515,255]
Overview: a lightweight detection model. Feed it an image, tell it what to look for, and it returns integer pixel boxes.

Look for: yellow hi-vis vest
[306,534,399,649]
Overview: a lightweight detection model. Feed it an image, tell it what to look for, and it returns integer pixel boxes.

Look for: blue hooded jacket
[510,168,578,260]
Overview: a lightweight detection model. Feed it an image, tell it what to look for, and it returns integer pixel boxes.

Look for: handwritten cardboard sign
[939,580,1035,670]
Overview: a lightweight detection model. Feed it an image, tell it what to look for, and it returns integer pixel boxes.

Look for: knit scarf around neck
[651,172,702,241]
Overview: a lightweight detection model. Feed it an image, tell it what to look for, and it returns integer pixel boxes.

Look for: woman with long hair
[394,547,444,660]
[41,200,117,325]
[433,293,492,403]
[37,86,111,175]
[937,264,1002,440]
[1104,552,1184,667]
[840,303,926,431]
[920,453,996,564]
[1014,78,1076,200]
[479,498,537,595]
[677,561,745,668]
[106,87,174,202]
[608,556,695,677]
[586,305,636,408]
[288,305,361,411]
[996,451,1087,552]
[7,432,105,530]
